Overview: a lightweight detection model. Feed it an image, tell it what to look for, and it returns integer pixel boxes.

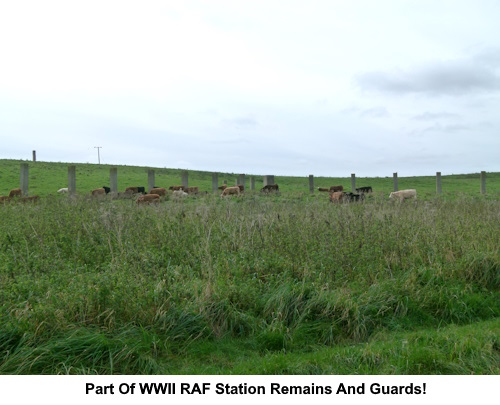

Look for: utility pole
[94,146,102,164]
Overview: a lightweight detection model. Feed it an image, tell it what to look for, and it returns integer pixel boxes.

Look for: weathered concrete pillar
[20,163,29,196]
[32,150,36,162]
[68,166,76,195]
[263,175,275,186]
[351,173,356,192]
[309,175,314,194]
[212,173,219,193]
[238,174,245,189]
[110,168,118,194]
[436,172,442,194]
[181,171,188,189]
[393,172,398,192]
[250,176,255,191]
[480,171,486,194]
[148,170,155,193]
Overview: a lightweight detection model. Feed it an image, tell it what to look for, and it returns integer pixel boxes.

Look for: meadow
[0,159,499,374]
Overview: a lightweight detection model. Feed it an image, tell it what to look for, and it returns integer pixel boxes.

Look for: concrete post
[263,175,275,186]
[68,166,76,195]
[181,171,188,189]
[393,172,398,192]
[309,175,314,194]
[436,172,442,194]
[351,173,356,192]
[148,170,155,193]
[212,172,218,193]
[238,174,245,189]
[480,171,486,194]
[32,150,36,162]
[20,163,29,196]
[110,168,118,194]
[250,176,255,191]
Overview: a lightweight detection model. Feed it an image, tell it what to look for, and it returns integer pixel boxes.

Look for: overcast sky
[1,0,499,177]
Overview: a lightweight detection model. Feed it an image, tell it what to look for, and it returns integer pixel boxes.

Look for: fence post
[480,171,486,194]
[309,175,314,194]
[436,172,442,194]
[393,172,398,192]
[181,171,188,189]
[351,173,356,192]
[148,170,155,193]
[20,163,29,196]
[68,166,76,195]
[110,167,118,194]
[238,174,245,189]
[264,175,274,186]
[250,176,255,191]
[32,150,36,162]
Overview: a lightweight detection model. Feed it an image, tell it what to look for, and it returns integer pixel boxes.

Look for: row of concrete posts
[16,163,489,196]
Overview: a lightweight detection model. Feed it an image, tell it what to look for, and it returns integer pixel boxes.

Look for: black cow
[102,186,111,194]
[261,184,279,193]
[355,186,373,193]
[343,192,364,202]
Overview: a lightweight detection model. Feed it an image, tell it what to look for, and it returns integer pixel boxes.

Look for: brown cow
[125,186,139,194]
[260,184,279,193]
[91,188,106,196]
[221,186,241,197]
[330,185,343,192]
[9,188,22,197]
[218,185,227,190]
[318,187,330,192]
[150,187,167,196]
[0,196,11,203]
[168,185,185,191]
[136,194,160,204]
[329,191,344,203]
[20,195,40,203]
[186,186,199,194]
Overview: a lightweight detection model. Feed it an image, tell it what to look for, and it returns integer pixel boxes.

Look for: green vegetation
[0,159,499,374]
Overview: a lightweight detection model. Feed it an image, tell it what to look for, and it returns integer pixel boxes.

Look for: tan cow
[91,188,106,196]
[9,188,22,197]
[389,189,417,201]
[150,187,167,196]
[218,185,227,190]
[221,186,241,197]
[329,191,344,203]
[136,194,160,204]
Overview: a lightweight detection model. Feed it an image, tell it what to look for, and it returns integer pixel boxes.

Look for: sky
[1,0,499,177]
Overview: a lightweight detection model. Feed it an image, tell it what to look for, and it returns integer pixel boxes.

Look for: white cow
[389,189,417,201]
[57,187,68,193]
[173,189,188,197]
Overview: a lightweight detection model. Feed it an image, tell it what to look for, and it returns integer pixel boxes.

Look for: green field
[0,159,499,374]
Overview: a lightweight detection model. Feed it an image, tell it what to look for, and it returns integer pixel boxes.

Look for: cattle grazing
[57,187,68,193]
[136,194,160,204]
[137,186,146,194]
[173,189,188,197]
[318,187,330,192]
[342,192,364,202]
[0,196,11,203]
[186,186,199,194]
[329,191,344,203]
[150,187,167,196]
[221,186,241,197]
[389,189,417,201]
[236,184,244,192]
[125,186,139,194]
[260,184,279,193]
[9,188,22,198]
[329,185,343,192]
[218,185,227,190]
[102,186,111,194]
[91,188,106,196]
[356,186,372,193]
[168,185,185,191]
[21,195,40,203]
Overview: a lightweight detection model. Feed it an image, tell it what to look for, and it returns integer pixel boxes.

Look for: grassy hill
[1,159,499,198]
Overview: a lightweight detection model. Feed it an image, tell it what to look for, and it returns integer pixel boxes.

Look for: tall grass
[0,192,498,374]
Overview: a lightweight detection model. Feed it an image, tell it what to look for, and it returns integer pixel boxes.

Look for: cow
[329,191,344,203]
[236,184,244,192]
[137,186,146,194]
[125,186,139,194]
[136,194,160,204]
[342,192,364,202]
[20,195,40,203]
[329,185,343,192]
[389,189,417,201]
[356,186,372,193]
[9,188,22,198]
[260,184,279,193]
[0,196,11,203]
[91,188,106,196]
[318,187,330,192]
[186,186,199,194]
[173,189,188,197]
[150,187,167,196]
[221,186,241,197]
[218,185,227,190]
[168,185,185,191]
[57,187,68,193]
[102,186,111,194]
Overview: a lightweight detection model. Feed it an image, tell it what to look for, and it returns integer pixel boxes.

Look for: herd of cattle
[2,183,417,205]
